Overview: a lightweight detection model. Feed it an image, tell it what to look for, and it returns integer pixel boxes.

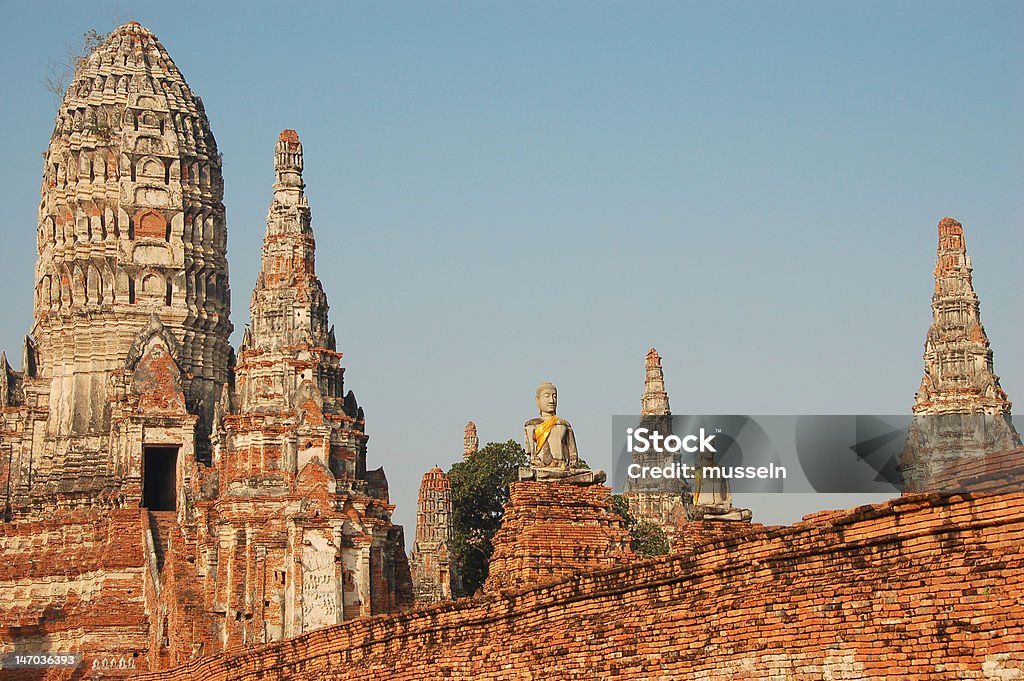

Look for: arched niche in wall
[135,209,168,240]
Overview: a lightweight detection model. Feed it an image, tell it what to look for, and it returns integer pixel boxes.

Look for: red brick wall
[672,517,767,552]
[137,491,1024,680]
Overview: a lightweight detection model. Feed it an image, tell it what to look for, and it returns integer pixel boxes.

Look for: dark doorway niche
[143,446,178,511]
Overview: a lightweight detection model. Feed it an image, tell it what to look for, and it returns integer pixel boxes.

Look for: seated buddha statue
[520,382,606,485]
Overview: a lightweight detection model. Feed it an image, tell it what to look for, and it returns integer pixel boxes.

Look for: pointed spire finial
[641,347,670,417]
[275,129,304,190]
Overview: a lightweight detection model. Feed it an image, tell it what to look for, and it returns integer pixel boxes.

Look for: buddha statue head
[535,382,557,417]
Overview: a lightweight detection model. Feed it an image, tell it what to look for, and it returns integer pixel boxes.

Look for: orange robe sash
[533,415,560,455]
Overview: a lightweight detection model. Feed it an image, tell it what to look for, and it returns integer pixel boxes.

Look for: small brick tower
[463,421,478,459]
[409,467,462,602]
[623,348,689,541]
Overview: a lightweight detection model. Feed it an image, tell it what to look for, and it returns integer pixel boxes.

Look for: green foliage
[611,494,635,525]
[631,520,670,557]
[448,440,528,595]
[610,494,670,558]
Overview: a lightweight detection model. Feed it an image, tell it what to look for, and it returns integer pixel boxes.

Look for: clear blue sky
[1,1,1021,532]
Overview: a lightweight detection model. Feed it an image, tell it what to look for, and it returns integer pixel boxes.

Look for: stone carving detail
[0,351,19,407]
[301,530,339,631]
[136,210,167,239]
[520,382,606,484]
[409,467,462,603]
[902,218,1021,491]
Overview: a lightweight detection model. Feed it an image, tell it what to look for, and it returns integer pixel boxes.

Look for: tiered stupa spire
[230,130,360,475]
[902,217,1020,492]
[641,348,670,417]
[913,217,1013,416]
[409,467,461,602]
[243,130,329,357]
[624,348,691,538]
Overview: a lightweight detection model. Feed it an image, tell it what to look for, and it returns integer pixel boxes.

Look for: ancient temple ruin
[622,348,689,540]
[901,217,1021,491]
[0,22,411,673]
[409,467,462,603]
[2,21,232,518]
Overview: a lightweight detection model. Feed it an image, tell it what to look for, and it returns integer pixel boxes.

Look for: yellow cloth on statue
[533,415,560,456]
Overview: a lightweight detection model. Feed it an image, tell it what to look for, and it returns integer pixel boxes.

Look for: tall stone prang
[409,467,462,603]
[2,22,231,518]
[463,420,478,459]
[913,218,1013,416]
[902,218,1020,491]
[624,348,689,541]
[198,130,413,648]
[31,21,231,459]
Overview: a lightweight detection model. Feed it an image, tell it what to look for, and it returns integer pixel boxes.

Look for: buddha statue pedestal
[517,466,607,485]
[483,481,632,594]
[687,502,753,522]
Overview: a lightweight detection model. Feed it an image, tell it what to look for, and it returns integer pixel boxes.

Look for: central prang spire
[30,21,232,443]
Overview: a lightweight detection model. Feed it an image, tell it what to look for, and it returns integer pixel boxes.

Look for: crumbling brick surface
[0,509,151,679]
[483,481,633,593]
[671,516,766,552]
[135,491,1024,681]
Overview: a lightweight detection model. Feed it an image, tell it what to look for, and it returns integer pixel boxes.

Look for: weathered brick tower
[0,23,411,675]
[409,467,461,602]
[462,420,478,460]
[902,217,1021,490]
[186,129,413,655]
[622,348,688,541]
[912,217,1014,416]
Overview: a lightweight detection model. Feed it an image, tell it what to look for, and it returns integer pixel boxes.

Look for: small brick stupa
[484,482,632,593]
[409,467,462,602]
